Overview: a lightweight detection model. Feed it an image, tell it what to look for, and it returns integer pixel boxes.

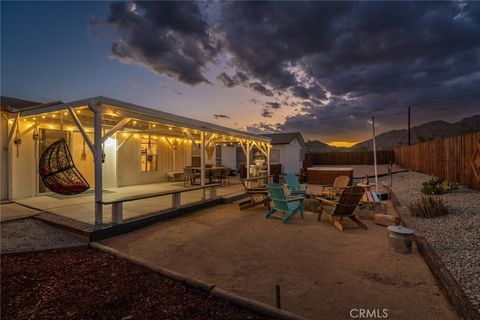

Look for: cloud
[213,114,230,119]
[249,82,273,96]
[217,71,248,87]
[100,1,218,85]
[96,1,480,139]
[261,108,273,118]
[265,101,281,109]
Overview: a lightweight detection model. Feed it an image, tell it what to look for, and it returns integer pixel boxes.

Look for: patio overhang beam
[184,129,200,152]
[117,133,133,151]
[67,106,94,154]
[102,117,131,144]
[5,113,20,150]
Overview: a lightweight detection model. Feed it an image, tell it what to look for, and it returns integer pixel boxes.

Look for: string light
[42,115,46,119]
[76,110,81,114]
[168,127,172,130]
[52,114,56,118]
[152,124,156,128]
[133,120,137,125]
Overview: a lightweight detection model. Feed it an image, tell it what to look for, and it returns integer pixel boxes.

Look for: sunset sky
[2,1,480,145]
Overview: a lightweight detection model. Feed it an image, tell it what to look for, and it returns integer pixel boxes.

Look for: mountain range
[306,114,480,152]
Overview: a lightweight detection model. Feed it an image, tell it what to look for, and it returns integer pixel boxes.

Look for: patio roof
[8,96,270,143]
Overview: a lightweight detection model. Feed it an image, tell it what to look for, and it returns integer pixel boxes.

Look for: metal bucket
[387,226,414,254]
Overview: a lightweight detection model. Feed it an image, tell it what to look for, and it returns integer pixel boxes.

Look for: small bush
[421,177,458,195]
[408,196,448,218]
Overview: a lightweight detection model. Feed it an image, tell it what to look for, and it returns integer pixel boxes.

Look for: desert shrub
[408,196,448,218]
[421,177,458,195]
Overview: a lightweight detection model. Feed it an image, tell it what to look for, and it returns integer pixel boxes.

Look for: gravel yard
[1,247,268,320]
[1,219,87,254]
[381,171,480,314]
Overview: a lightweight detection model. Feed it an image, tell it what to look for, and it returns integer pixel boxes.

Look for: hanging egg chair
[39,138,90,195]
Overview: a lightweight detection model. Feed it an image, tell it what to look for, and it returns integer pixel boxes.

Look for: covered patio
[2,96,271,228]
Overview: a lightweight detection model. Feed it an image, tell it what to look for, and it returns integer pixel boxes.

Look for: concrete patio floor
[101,202,457,320]
[12,179,245,226]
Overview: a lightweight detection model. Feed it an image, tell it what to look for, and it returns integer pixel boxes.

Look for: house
[0,96,271,225]
[260,132,306,174]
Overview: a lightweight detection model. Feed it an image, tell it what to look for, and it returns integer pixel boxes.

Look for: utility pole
[371,116,378,193]
[408,107,411,146]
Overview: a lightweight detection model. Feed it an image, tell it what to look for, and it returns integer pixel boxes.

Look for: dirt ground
[101,202,458,320]
[1,247,269,320]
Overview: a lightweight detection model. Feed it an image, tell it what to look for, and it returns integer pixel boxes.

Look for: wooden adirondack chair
[266,183,304,223]
[316,175,350,199]
[317,186,367,231]
[238,175,273,211]
[284,174,308,196]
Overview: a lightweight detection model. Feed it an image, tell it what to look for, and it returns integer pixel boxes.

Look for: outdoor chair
[211,168,224,184]
[317,186,367,232]
[284,173,308,196]
[312,175,350,199]
[265,183,304,223]
[183,167,196,186]
[222,167,230,185]
[239,175,272,211]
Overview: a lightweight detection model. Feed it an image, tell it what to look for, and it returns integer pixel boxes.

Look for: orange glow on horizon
[327,141,358,148]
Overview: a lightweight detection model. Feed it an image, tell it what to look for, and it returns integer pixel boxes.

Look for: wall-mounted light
[133,120,137,125]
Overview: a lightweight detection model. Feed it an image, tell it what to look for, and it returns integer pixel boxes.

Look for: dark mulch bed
[1,247,269,320]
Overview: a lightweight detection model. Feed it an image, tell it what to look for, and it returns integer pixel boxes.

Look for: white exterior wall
[9,121,37,199]
[1,114,8,200]
[116,137,192,187]
[270,138,304,174]
[221,145,236,169]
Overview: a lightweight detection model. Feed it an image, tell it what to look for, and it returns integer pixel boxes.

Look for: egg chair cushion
[39,138,90,195]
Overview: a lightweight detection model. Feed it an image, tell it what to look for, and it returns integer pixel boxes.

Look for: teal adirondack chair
[284,174,308,196]
[265,183,304,223]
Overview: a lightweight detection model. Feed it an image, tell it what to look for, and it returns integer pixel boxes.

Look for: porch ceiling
[6,96,271,144]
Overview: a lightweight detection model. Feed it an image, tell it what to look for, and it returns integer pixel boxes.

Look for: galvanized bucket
[387,226,414,254]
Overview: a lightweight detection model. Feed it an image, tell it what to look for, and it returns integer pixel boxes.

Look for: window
[140,140,158,172]
[270,149,280,162]
[215,145,222,166]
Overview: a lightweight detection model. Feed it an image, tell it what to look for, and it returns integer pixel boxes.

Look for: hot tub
[307,167,354,184]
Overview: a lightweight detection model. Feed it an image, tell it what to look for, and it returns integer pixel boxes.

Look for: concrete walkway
[13,180,245,226]
[101,202,457,320]
[0,203,41,222]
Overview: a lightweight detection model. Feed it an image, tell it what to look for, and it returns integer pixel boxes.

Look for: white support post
[102,117,131,144]
[200,130,206,186]
[210,186,217,200]
[67,106,94,154]
[112,203,123,224]
[172,193,181,209]
[246,140,251,179]
[93,106,103,226]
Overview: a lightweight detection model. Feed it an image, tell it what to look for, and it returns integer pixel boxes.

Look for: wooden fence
[306,150,394,165]
[394,131,480,190]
